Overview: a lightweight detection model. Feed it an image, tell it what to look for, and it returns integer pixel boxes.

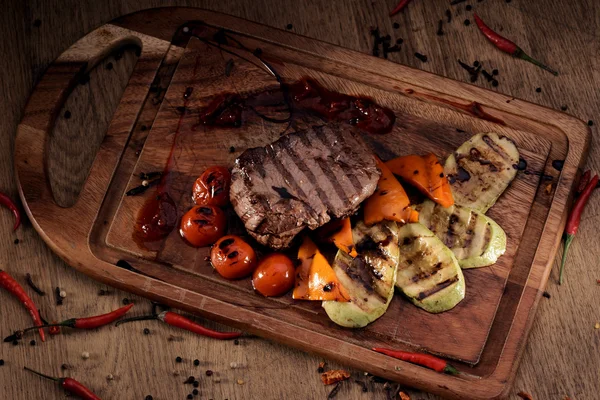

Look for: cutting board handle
[15,24,172,236]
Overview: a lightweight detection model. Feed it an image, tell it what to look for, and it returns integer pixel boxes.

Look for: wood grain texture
[1,1,599,400]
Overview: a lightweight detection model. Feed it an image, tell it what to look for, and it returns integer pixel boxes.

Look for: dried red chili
[473,14,558,76]
[0,270,44,342]
[0,192,21,231]
[116,311,242,340]
[389,0,414,16]
[24,367,101,400]
[372,347,459,375]
[559,174,598,284]
[4,303,134,342]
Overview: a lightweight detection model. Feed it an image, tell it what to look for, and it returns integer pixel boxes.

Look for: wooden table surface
[1,1,599,399]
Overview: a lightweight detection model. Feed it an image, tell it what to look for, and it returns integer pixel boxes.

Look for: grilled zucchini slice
[395,223,465,313]
[417,200,506,269]
[322,221,400,328]
[444,132,519,213]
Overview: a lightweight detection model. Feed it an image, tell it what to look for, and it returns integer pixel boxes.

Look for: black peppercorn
[234,339,240,345]
[0,359,4,366]
[535,87,542,93]
[492,69,499,75]
[194,359,200,366]
[205,370,213,376]
[561,105,568,111]
[286,23,293,30]
[12,340,18,346]
[492,80,499,87]
[464,19,470,26]
[187,395,193,399]
[393,22,400,29]
[145,396,153,400]
[143,328,150,335]
[466,5,472,10]
[193,389,199,395]
[30,340,36,346]
[122,298,130,305]
[193,381,199,388]
[176,356,183,363]
[64,110,71,119]
[588,120,594,126]
[14,239,19,244]
[473,60,480,67]
[33,19,41,27]
[184,376,195,384]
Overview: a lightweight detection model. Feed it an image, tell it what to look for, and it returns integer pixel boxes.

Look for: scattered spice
[535,87,542,93]
[473,14,558,75]
[4,303,135,342]
[0,192,21,231]
[317,361,326,373]
[143,328,150,335]
[389,0,414,16]
[126,178,160,196]
[466,5,472,10]
[193,381,199,387]
[327,382,342,399]
[321,369,350,385]
[559,174,599,284]
[176,356,183,363]
[463,19,470,26]
[545,183,552,194]
[445,9,452,23]
[184,376,195,384]
[64,110,72,119]
[436,20,444,36]
[481,69,494,82]
[25,273,45,296]
[286,23,293,30]
[145,396,153,400]
[81,351,90,360]
[588,120,594,126]
[561,105,568,111]
[33,19,41,27]
[205,370,213,376]
[106,374,114,381]
[517,392,533,400]
[24,367,100,400]
[594,322,599,329]
[29,339,36,346]
[373,348,459,375]
[59,290,67,299]
[399,392,411,400]
[55,287,63,305]
[414,52,427,62]
[14,239,19,244]
[237,379,245,385]
[116,311,243,340]
[229,146,236,153]
[194,359,200,366]
[354,379,368,392]
[393,22,400,29]
[0,270,45,341]
[187,395,193,399]
[542,291,551,299]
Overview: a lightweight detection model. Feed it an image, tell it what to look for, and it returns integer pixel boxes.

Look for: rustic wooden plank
[1,2,599,400]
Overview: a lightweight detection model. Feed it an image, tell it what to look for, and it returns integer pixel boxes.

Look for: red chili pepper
[473,13,558,76]
[0,270,44,342]
[559,174,599,284]
[24,367,101,400]
[116,310,242,340]
[575,170,591,196]
[4,303,134,342]
[372,347,459,375]
[389,0,414,16]
[0,192,21,231]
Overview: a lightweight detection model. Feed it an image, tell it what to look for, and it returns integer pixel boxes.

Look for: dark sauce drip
[133,192,178,246]
[552,159,564,171]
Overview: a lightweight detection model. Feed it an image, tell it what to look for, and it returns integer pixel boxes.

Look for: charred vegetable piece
[386,153,454,208]
[444,133,519,213]
[416,200,506,269]
[293,237,350,301]
[395,223,465,313]
[316,218,358,257]
[323,221,400,328]
[364,156,419,226]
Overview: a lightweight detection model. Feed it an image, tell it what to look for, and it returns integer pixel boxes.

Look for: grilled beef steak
[230,124,380,249]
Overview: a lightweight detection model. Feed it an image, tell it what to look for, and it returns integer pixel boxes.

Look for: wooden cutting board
[14,8,589,400]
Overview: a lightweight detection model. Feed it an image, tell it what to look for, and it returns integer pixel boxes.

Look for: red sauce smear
[287,78,396,134]
[191,77,396,135]
[404,89,505,125]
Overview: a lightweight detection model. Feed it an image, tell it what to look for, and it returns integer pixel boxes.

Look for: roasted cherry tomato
[252,253,295,297]
[180,205,226,247]
[211,235,258,279]
[192,166,231,207]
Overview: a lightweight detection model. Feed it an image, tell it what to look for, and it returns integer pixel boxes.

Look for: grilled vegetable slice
[293,237,350,301]
[395,223,465,313]
[444,133,519,213]
[386,153,454,208]
[316,218,358,258]
[364,156,419,226]
[323,221,400,328]
[417,200,506,269]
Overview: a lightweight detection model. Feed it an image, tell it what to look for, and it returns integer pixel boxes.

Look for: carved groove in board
[47,44,139,207]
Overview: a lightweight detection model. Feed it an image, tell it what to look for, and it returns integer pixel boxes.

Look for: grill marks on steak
[230,125,380,249]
